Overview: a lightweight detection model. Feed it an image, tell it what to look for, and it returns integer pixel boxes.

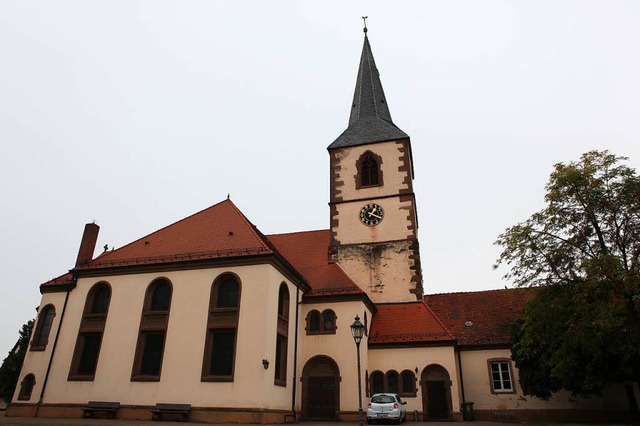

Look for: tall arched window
[17,374,35,401]
[31,305,55,351]
[274,283,289,386]
[132,278,172,381]
[69,282,111,380]
[356,151,383,188]
[202,273,241,381]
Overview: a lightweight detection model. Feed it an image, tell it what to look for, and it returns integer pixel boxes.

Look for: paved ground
[1,412,634,426]
[0,412,556,426]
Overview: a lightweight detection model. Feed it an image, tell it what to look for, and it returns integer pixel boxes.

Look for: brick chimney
[75,223,100,267]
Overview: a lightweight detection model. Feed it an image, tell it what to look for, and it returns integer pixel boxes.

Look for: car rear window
[371,395,396,403]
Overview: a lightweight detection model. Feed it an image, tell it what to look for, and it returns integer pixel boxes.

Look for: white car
[366,393,407,424]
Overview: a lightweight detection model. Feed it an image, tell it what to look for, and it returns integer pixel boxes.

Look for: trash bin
[461,402,474,421]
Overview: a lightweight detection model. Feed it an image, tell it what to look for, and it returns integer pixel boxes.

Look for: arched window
[274,283,289,386]
[371,371,384,394]
[369,369,417,397]
[18,374,35,401]
[400,370,417,396]
[69,283,111,380]
[278,284,290,320]
[132,278,172,380]
[306,310,337,335]
[356,151,383,188]
[31,305,55,351]
[322,309,336,332]
[150,280,171,311]
[307,310,320,333]
[202,273,241,381]
[386,370,399,393]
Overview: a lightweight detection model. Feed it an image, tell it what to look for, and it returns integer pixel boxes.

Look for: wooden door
[426,380,448,419]
[307,377,336,419]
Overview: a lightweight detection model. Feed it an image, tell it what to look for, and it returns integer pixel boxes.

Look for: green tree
[494,151,640,407]
[0,320,34,403]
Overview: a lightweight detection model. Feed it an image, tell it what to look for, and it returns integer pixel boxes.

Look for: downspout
[34,289,70,417]
[456,348,466,403]
[291,287,300,420]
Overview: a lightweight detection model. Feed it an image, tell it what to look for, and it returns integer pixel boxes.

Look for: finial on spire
[362,16,368,33]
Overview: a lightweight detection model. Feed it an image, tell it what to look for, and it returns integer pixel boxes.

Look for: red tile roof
[369,302,453,344]
[267,230,364,296]
[425,288,535,347]
[74,199,273,270]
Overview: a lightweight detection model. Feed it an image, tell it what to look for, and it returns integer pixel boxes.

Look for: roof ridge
[79,199,231,266]
[424,287,525,297]
[422,300,455,341]
[225,199,273,253]
[267,229,329,238]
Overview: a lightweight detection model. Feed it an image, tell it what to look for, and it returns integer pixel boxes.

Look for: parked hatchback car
[366,393,407,424]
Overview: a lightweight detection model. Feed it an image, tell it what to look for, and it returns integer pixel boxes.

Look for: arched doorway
[420,364,452,420]
[302,356,340,420]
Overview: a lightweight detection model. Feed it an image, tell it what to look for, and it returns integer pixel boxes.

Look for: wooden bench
[81,401,120,419]
[151,403,191,421]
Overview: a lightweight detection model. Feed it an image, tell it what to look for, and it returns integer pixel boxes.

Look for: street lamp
[350,315,365,426]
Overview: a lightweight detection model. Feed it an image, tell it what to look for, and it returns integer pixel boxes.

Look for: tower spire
[328,21,408,149]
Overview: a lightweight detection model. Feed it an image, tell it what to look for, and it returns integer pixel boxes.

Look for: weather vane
[362,16,368,33]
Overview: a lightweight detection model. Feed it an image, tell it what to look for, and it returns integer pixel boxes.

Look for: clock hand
[367,212,382,219]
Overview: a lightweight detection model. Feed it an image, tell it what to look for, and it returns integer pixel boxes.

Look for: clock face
[359,203,384,226]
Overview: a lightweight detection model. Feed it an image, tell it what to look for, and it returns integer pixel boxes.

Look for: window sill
[491,389,516,395]
[131,375,161,382]
[274,379,286,387]
[68,375,95,382]
[306,331,336,336]
[201,376,234,382]
[29,346,46,352]
[399,392,417,398]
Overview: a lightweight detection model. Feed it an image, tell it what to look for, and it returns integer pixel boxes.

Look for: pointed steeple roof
[329,29,408,149]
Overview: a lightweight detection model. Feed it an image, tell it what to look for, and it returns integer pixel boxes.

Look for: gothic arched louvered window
[69,282,111,380]
[31,304,55,351]
[357,151,383,188]
[202,273,241,381]
[132,278,172,381]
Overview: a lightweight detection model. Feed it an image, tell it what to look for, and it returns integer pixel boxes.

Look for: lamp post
[350,315,365,426]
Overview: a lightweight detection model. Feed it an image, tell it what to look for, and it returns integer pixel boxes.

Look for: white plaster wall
[12,292,67,403]
[297,301,372,413]
[39,263,297,409]
[367,346,460,414]
[460,349,632,411]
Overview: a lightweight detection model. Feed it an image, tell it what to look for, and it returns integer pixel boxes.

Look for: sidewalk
[0,412,533,426]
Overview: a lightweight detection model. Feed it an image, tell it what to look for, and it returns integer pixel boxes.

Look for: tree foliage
[0,320,33,403]
[495,150,640,399]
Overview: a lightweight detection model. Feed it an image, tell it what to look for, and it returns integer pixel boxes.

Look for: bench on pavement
[81,401,120,419]
[151,403,191,421]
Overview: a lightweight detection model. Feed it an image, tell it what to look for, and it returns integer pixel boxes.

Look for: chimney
[75,223,100,267]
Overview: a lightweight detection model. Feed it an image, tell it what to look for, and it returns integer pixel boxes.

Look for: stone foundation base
[6,403,299,424]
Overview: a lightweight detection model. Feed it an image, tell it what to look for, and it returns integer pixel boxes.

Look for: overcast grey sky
[1,1,639,355]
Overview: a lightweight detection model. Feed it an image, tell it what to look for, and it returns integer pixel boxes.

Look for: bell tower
[328,27,423,303]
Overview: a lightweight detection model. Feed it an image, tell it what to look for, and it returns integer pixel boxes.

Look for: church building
[7,27,636,423]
